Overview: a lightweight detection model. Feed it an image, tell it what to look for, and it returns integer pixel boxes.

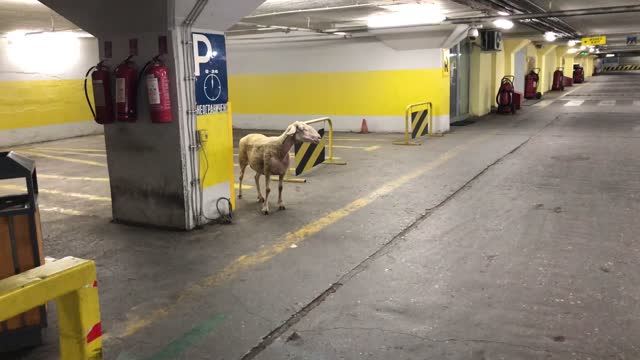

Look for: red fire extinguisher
[114,55,138,122]
[496,75,516,115]
[524,68,541,99]
[140,56,173,123]
[552,67,565,91]
[84,61,114,124]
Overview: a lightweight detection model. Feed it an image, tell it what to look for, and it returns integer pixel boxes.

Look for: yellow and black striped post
[411,109,429,139]
[295,128,326,176]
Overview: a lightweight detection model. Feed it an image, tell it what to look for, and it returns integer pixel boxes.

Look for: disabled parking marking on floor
[116,314,226,360]
[118,133,494,339]
[565,100,584,107]
[598,100,616,106]
[18,150,107,167]
[0,184,111,201]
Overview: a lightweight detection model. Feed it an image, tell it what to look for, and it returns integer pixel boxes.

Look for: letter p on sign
[193,34,212,76]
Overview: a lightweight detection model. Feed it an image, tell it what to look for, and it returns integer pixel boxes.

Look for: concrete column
[40,0,265,230]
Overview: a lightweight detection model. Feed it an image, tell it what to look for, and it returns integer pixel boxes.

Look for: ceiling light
[567,48,579,54]
[579,45,586,50]
[333,32,348,36]
[544,32,557,42]
[606,53,615,57]
[567,40,577,47]
[493,19,514,30]
[588,47,595,53]
[367,3,446,28]
[497,11,510,16]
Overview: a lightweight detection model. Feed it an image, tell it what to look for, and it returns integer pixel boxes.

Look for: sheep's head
[285,121,321,144]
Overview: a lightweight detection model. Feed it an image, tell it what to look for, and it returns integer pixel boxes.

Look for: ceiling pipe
[243,1,406,19]
[449,5,640,23]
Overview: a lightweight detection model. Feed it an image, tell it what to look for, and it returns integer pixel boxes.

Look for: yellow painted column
[469,44,494,116]
[492,50,506,104]
[536,44,558,94]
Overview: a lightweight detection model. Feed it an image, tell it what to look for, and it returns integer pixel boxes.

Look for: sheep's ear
[285,124,297,136]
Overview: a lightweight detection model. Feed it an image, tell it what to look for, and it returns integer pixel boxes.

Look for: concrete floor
[4,72,640,359]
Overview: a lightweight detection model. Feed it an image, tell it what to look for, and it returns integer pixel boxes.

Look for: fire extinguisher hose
[84,65,97,120]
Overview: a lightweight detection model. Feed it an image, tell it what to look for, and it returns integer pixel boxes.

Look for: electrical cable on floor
[199,145,233,224]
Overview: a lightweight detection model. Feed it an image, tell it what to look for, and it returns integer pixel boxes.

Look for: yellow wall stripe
[0,79,93,130]
[229,68,450,117]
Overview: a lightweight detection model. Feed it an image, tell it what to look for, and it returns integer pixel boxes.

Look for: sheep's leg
[262,170,271,215]
[277,174,285,210]
[238,163,247,199]
[255,173,265,203]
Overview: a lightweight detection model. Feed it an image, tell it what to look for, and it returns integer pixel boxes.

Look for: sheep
[238,121,321,215]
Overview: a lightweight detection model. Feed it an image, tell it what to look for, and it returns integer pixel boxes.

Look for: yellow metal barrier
[393,101,433,146]
[0,257,102,359]
[274,117,347,183]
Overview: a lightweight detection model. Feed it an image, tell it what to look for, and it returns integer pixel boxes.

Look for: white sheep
[238,121,321,214]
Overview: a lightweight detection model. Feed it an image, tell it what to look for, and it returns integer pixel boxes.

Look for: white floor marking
[565,100,584,107]
[598,100,616,106]
[534,100,554,108]
[633,100,640,106]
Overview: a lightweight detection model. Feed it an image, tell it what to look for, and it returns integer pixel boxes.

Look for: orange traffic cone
[360,119,369,134]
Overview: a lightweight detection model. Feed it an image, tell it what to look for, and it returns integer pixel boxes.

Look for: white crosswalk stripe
[565,100,584,107]
[598,100,616,106]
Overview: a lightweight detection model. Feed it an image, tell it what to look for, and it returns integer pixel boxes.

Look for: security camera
[468,28,479,41]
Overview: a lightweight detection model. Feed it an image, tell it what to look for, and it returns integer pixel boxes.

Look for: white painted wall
[0,37,102,147]
[228,37,443,74]
[227,36,449,133]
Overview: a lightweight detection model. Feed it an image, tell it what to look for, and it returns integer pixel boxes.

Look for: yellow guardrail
[393,101,433,146]
[275,117,347,183]
[0,257,102,359]
[304,117,347,166]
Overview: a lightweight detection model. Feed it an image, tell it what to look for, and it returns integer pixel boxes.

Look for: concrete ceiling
[0,0,76,34]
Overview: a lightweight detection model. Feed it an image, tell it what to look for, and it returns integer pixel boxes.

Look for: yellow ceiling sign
[581,36,607,46]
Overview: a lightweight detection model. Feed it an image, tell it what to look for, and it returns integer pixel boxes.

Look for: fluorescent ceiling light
[497,11,510,16]
[567,48,579,54]
[333,32,348,36]
[544,32,557,42]
[579,45,586,50]
[493,19,514,30]
[606,53,615,57]
[567,40,577,47]
[588,47,595,53]
[367,3,445,28]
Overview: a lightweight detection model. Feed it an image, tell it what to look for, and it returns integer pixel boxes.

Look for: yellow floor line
[233,183,253,189]
[31,147,106,153]
[18,151,107,167]
[39,174,109,182]
[333,137,388,142]
[30,149,107,157]
[118,133,493,338]
[40,207,87,216]
[334,145,380,151]
[0,185,110,202]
